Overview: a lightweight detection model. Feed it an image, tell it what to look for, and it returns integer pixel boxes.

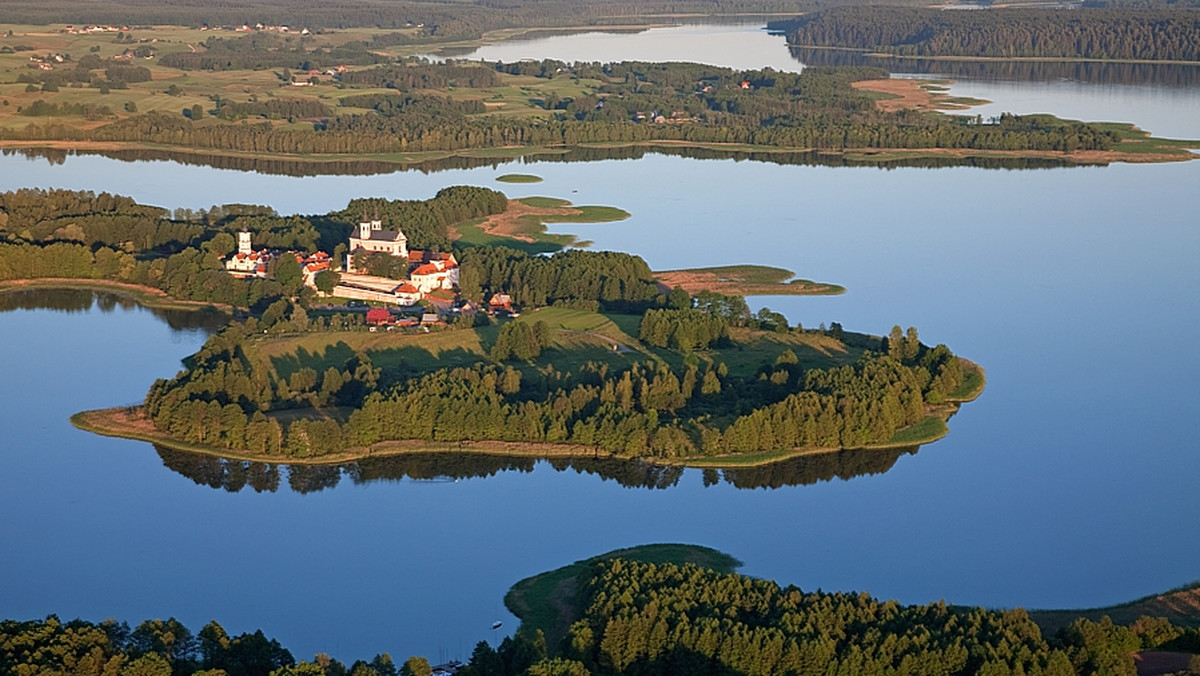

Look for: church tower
[237,231,252,254]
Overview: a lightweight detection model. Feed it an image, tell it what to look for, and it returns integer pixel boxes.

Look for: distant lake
[1,22,1198,667]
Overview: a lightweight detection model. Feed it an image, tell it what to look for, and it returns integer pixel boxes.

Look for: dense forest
[778,8,1200,61]
[9,558,1196,675]
[541,559,1200,676]
[0,61,1118,155]
[140,303,969,459]
[0,0,874,37]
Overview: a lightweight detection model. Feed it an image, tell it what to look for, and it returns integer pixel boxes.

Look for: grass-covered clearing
[504,544,741,652]
[452,198,626,252]
[655,265,845,296]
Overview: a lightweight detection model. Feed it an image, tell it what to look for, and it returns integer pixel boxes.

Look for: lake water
[2,22,1199,666]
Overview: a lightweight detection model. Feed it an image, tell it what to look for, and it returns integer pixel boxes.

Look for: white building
[409,259,459,294]
[224,231,273,278]
[346,215,407,273]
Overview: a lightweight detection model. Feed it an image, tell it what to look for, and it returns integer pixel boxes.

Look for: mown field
[248,306,863,387]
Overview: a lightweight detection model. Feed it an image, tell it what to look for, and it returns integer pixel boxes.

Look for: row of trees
[340,62,501,90]
[6,106,1115,155]
[0,615,296,676]
[457,248,661,310]
[781,7,1200,61]
[639,308,730,352]
[159,32,385,71]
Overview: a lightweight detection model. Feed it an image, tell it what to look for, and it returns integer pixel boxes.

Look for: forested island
[1,23,1196,166]
[4,544,1199,675]
[0,185,977,466]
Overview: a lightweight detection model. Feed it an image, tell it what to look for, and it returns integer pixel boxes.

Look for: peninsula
[1,23,1195,167]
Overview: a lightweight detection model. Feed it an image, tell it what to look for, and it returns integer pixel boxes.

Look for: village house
[297,251,331,286]
[488,293,514,316]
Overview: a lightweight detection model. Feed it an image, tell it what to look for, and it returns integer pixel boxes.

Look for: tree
[206,232,236,257]
[399,656,432,676]
[273,254,304,295]
[314,270,340,295]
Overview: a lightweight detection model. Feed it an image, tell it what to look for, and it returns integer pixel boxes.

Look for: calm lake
[1,22,1198,665]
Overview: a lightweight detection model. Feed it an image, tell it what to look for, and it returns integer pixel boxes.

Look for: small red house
[366,307,392,325]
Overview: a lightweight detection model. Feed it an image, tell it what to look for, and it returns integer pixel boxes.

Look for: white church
[224,231,274,278]
[345,215,408,273]
[339,214,459,304]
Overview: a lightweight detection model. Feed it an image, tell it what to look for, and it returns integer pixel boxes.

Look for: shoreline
[2,134,1194,170]
[70,390,977,470]
[0,278,234,313]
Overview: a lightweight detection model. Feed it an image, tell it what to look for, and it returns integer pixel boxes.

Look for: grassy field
[249,307,862,386]
[453,197,626,252]
[452,218,571,254]
[504,544,741,653]
[518,196,571,208]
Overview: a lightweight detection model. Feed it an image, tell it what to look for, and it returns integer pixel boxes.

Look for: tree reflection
[788,48,1200,88]
[155,444,925,494]
[6,142,1081,179]
[0,288,229,332]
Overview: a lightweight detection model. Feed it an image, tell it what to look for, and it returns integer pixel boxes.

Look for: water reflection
[788,48,1200,88]
[156,444,922,493]
[0,288,229,333]
[5,144,1082,178]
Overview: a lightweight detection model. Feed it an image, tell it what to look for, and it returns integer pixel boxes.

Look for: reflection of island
[155,443,921,494]
[8,144,1085,179]
[0,288,228,333]
[787,48,1200,88]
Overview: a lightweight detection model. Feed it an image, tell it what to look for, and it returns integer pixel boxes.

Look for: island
[5,543,1196,675]
[0,183,980,468]
[497,174,545,184]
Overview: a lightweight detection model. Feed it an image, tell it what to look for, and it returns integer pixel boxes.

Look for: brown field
[654,269,843,296]
[1030,585,1200,634]
[853,77,983,112]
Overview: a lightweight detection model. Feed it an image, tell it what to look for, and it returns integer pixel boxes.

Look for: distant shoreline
[2,134,1193,169]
